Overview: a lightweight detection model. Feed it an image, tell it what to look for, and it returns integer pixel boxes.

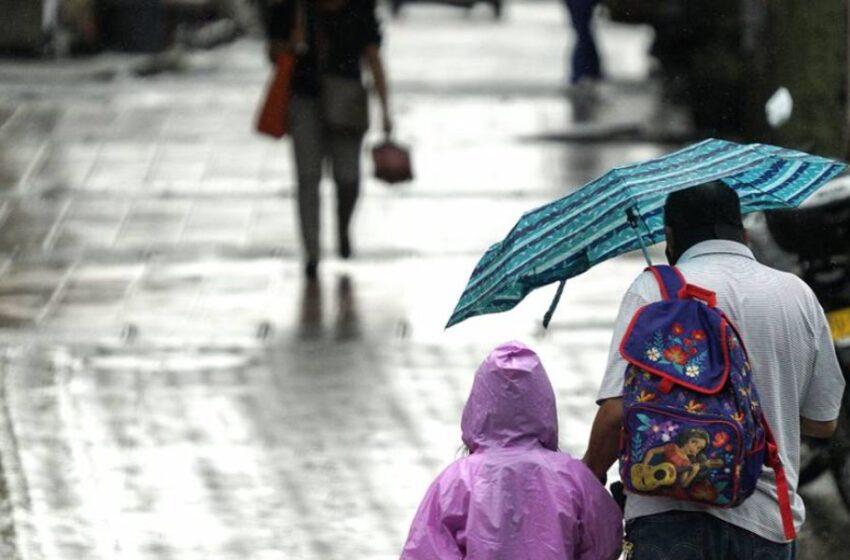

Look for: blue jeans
[564,0,601,83]
[625,511,795,560]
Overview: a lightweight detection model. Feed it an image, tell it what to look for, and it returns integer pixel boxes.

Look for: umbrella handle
[543,278,567,329]
[626,207,654,267]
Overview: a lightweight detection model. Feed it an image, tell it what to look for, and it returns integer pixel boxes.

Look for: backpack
[619,265,796,540]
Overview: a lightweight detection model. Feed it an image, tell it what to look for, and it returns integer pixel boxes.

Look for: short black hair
[664,181,745,249]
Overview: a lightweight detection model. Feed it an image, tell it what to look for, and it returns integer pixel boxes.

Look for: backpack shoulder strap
[647,265,686,301]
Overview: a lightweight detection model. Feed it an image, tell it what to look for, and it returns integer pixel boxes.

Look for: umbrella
[447,138,847,328]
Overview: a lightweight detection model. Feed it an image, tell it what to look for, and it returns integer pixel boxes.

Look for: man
[583,182,845,559]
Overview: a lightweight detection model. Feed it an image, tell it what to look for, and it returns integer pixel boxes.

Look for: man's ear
[664,226,676,264]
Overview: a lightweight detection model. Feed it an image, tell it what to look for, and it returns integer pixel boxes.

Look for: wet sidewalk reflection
[298,275,361,341]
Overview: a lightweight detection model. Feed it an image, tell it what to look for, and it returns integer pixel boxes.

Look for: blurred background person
[261,0,393,279]
[563,0,602,88]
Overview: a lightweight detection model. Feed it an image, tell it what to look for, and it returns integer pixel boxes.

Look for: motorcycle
[748,175,850,507]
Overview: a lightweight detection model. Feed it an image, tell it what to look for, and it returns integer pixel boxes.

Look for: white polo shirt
[597,240,845,542]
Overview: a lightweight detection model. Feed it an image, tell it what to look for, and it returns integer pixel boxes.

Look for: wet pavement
[0,2,847,558]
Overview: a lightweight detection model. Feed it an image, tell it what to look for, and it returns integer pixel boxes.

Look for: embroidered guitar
[631,458,725,492]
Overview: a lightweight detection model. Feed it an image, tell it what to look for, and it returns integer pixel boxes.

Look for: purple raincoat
[400,342,623,560]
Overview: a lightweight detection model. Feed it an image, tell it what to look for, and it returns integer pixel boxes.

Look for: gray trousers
[289,95,364,262]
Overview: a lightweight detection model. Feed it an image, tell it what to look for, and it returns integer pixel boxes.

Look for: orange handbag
[256,53,296,139]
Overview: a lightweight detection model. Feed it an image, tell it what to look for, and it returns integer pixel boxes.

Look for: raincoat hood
[461,341,558,452]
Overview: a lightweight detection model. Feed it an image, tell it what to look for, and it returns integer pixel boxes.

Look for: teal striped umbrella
[447,138,846,328]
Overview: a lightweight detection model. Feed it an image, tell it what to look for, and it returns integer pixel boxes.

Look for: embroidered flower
[713,432,729,447]
[654,420,677,434]
[672,323,685,336]
[637,390,656,403]
[664,346,688,365]
[688,347,698,356]
[692,330,706,341]
[686,364,700,378]
[684,338,693,347]
[732,411,745,422]
[646,347,661,361]
[685,400,706,414]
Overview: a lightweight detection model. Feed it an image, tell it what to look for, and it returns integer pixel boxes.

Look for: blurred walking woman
[261,0,392,278]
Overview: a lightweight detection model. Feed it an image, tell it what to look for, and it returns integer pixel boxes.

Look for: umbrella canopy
[447,138,846,328]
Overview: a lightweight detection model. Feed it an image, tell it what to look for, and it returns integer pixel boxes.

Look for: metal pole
[626,207,654,267]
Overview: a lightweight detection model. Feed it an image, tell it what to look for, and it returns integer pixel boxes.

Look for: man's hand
[583,397,624,481]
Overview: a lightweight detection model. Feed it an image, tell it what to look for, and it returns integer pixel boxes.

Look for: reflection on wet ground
[297,275,361,341]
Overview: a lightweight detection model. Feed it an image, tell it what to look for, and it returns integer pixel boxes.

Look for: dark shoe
[305,260,318,279]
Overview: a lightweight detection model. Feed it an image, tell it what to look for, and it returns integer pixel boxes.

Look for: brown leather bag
[372,139,413,184]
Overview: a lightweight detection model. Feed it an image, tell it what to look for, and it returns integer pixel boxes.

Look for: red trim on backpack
[678,284,718,308]
[762,416,797,541]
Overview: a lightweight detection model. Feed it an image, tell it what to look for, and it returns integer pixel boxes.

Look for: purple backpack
[619,265,796,540]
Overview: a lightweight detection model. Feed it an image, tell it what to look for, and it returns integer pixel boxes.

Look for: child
[400,341,623,559]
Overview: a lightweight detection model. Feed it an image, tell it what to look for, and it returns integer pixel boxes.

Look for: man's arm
[799,300,844,437]
[800,416,838,439]
[583,397,623,481]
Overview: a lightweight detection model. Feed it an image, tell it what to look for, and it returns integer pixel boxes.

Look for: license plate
[827,307,850,344]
